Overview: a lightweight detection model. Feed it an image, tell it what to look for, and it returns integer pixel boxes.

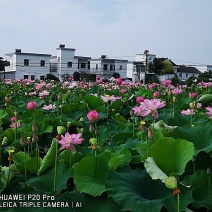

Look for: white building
[190,65,212,73]
[50,44,91,80]
[90,55,128,79]
[4,49,51,80]
[177,66,201,81]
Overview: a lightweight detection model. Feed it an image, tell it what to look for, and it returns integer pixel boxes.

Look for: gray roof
[177,66,201,74]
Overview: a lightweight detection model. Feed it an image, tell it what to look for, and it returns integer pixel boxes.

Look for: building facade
[89,55,128,79]
[4,49,51,80]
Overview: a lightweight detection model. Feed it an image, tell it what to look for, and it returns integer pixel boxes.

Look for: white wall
[6,53,51,80]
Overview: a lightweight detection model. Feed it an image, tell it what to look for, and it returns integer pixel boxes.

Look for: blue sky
[1,0,212,65]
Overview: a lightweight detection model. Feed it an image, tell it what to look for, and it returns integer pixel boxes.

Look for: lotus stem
[207,173,211,212]
[24,147,27,187]
[53,141,58,198]
[177,193,180,212]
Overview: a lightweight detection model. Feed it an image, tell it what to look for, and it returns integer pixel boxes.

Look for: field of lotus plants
[0,77,212,212]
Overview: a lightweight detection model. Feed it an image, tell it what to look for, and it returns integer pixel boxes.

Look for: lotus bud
[207,167,211,175]
[20,136,26,146]
[148,129,154,139]
[165,176,177,189]
[130,110,134,117]
[32,133,39,143]
[32,123,38,132]
[57,126,66,135]
[89,124,95,133]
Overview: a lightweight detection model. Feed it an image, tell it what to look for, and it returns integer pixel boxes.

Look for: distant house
[177,66,201,81]
[89,55,128,79]
[50,44,91,80]
[3,49,51,80]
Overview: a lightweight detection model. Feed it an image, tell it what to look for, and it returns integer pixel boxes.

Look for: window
[40,76,45,80]
[40,60,45,67]
[96,64,98,70]
[119,65,122,70]
[88,61,90,69]
[31,75,35,80]
[58,57,60,62]
[24,75,28,79]
[67,62,72,67]
[81,63,86,68]
[186,73,188,77]
[110,65,113,71]
[103,64,108,71]
[24,59,29,66]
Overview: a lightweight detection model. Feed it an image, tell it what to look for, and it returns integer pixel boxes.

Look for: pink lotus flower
[189,92,197,98]
[116,78,122,85]
[206,107,212,119]
[96,76,101,80]
[132,99,166,119]
[43,104,56,110]
[120,89,126,94]
[101,95,119,102]
[11,116,16,123]
[26,102,37,110]
[57,132,84,151]
[181,109,195,115]
[153,91,159,98]
[136,96,144,103]
[87,110,99,123]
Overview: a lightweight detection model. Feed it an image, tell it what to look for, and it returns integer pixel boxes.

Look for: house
[127,52,156,83]
[50,44,91,80]
[189,65,212,73]
[3,49,51,80]
[89,55,128,79]
[177,66,201,81]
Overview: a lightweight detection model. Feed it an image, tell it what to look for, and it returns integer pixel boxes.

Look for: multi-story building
[4,49,51,80]
[89,55,128,79]
[50,44,91,80]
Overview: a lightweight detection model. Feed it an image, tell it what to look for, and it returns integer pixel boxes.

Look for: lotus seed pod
[165,176,177,189]
[57,126,66,135]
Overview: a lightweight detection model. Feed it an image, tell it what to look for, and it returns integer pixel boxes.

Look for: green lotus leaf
[57,190,120,212]
[28,162,72,195]
[198,94,212,106]
[172,123,212,156]
[183,169,212,211]
[73,152,112,196]
[142,137,194,176]
[144,157,168,183]
[151,120,177,136]
[38,139,58,175]
[13,151,31,164]
[85,94,105,112]
[106,167,192,212]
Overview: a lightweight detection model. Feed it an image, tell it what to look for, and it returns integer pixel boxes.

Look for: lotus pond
[0,78,212,212]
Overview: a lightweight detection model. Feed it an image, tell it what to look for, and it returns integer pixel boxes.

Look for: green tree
[148,58,164,74]
[161,60,174,74]
[0,57,10,71]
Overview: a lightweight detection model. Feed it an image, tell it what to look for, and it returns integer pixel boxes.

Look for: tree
[111,72,120,79]
[45,73,60,81]
[148,57,164,74]
[0,57,10,71]
[73,71,80,81]
[148,57,174,75]
[161,60,174,74]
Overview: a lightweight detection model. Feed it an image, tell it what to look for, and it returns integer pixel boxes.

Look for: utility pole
[143,50,149,85]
